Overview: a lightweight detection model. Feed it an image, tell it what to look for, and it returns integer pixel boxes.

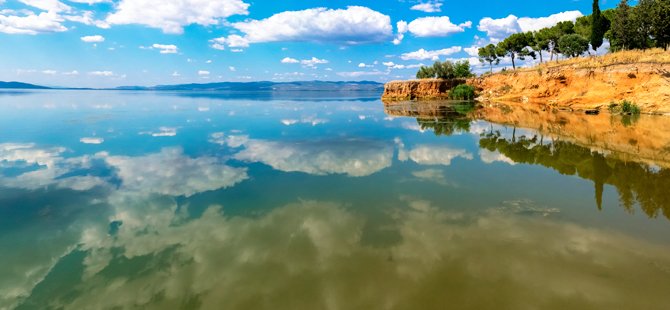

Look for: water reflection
[2,92,670,308]
[385,101,670,219]
[10,198,670,309]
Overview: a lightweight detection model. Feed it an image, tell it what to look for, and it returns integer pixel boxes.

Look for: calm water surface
[1,90,670,309]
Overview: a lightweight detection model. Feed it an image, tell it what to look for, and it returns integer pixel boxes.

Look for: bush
[621,100,641,114]
[608,100,641,115]
[416,60,473,79]
[449,84,476,100]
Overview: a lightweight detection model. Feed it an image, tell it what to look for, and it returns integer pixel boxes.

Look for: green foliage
[590,0,609,50]
[621,100,641,114]
[651,0,670,49]
[416,60,472,79]
[497,32,536,69]
[449,84,476,100]
[558,34,590,57]
[478,44,503,72]
[416,66,435,79]
[609,100,641,114]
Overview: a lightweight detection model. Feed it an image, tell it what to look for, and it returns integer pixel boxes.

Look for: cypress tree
[590,0,606,50]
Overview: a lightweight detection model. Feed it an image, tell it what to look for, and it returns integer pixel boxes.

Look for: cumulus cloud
[410,0,443,13]
[478,11,583,42]
[80,137,104,144]
[226,135,393,177]
[19,197,670,309]
[151,43,178,54]
[393,20,408,45]
[80,35,104,43]
[101,147,248,197]
[198,70,210,76]
[407,16,471,37]
[0,10,67,34]
[400,46,462,61]
[0,143,107,191]
[281,57,299,64]
[211,6,392,49]
[19,0,72,13]
[403,145,473,166]
[479,149,516,165]
[106,0,250,34]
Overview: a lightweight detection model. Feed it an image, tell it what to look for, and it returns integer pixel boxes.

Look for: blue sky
[0,0,620,87]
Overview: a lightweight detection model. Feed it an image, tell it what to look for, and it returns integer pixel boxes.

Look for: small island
[383,0,670,114]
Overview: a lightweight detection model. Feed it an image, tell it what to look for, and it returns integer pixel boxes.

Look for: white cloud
[281,57,299,64]
[228,66,236,72]
[211,6,392,49]
[80,34,104,43]
[393,20,408,45]
[400,47,462,61]
[479,149,516,165]
[80,137,104,144]
[407,16,471,37]
[0,10,67,34]
[281,57,328,67]
[227,135,393,177]
[68,0,109,4]
[41,70,57,75]
[464,46,479,57]
[19,0,71,13]
[478,11,583,42]
[410,1,443,13]
[198,70,210,76]
[336,71,387,78]
[88,71,114,76]
[106,0,250,34]
[151,43,178,54]
[101,148,248,197]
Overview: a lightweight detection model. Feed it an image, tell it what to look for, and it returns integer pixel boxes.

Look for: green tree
[478,44,502,72]
[633,0,655,49]
[558,34,590,57]
[416,66,435,79]
[529,31,548,63]
[497,32,536,69]
[453,60,473,78]
[611,0,635,50]
[651,0,670,49]
[590,0,609,50]
[416,60,472,79]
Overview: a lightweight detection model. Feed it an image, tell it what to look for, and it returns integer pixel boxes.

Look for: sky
[0,0,621,88]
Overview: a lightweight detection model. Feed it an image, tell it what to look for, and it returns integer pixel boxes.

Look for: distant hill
[115,81,384,92]
[0,81,50,89]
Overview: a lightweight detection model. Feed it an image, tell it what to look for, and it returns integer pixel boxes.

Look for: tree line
[477,0,670,72]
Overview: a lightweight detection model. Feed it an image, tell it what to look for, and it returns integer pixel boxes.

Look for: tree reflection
[479,130,670,220]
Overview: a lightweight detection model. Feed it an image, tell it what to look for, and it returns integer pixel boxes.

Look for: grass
[608,100,641,115]
[513,48,670,73]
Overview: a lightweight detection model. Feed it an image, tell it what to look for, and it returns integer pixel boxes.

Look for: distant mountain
[0,81,50,89]
[115,81,384,92]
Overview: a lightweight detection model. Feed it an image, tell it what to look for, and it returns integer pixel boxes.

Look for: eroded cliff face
[381,79,466,101]
[471,62,670,114]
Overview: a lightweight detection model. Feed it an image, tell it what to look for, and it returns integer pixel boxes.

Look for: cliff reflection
[385,101,476,136]
[384,102,670,219]
[480,131,670,219]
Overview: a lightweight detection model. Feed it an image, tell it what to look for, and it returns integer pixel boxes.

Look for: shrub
[621,100,641,114]
[449,84,476,100]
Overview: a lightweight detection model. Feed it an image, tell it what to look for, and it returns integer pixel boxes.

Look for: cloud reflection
[19,198,670,309]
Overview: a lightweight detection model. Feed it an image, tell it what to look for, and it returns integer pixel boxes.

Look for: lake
[1,90,669,309]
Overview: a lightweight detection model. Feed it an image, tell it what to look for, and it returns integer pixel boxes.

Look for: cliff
[383,49,670,114]
[384,101,670,168]
[381,79,465,100]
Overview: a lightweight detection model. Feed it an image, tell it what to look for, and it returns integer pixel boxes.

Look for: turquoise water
[1,90,669,309]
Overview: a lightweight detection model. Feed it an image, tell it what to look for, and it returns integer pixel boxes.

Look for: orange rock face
[381,79,466,101]
[470,62,670,114]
